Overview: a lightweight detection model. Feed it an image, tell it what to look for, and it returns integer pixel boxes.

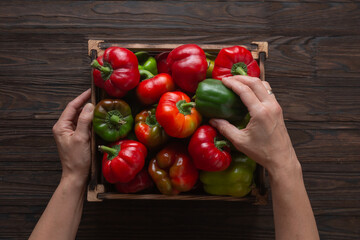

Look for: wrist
[60,173,88,191]
[268,157,303,188]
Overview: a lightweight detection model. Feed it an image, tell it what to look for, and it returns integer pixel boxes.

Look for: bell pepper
[156,91,202,138]
[195,78,247,120]
[93,99,134,142]
[167,44,208,93]
[155,51,170,74]
[115,168,153,193]
[91,47,140,98]
[100,140,147,184]
[212,46,260,80]
[136,69,175,105]
[135,51,158,75]
[188,125,231,172]
[148,143,198,195]
[200,152,256,197]
[134,107,169,149]
[205,53,216,78]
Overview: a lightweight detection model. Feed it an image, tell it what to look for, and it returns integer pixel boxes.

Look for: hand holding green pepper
[209,76,297,176]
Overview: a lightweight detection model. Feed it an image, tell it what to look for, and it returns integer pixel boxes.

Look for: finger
[225,76,272,102]
[209,118,246,151]
[262,80,271,91]
[222,77,263,113]
[58,89,91,126]
[75,103,94,139]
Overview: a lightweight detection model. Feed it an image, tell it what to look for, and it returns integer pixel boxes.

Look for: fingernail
[83,103,94,113]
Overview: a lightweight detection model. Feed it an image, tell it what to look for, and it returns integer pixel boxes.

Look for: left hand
[52,89,94,185]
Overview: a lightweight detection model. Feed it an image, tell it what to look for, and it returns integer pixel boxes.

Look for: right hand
[209,76,299,176]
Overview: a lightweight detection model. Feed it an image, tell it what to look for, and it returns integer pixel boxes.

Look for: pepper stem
[181,102,196,109]
[231,62,248,76]
[98,145,118,156]
[214,139,229,150]
[146,114,158,127]
[139,69,154,81]
[110,114,126,125]
[91,60,111,75]
[235,66,247,75]
[176,100,196,116]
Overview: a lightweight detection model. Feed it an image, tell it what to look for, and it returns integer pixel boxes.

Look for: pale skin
[30,77,319,240]
[210,76,319,240]
[29,89,94,240]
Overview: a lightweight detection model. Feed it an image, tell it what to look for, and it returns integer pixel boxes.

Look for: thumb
[75,103,94,139]
[209,118,246,151]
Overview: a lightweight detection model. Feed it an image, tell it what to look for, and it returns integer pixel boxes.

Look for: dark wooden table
[1,1,359,239]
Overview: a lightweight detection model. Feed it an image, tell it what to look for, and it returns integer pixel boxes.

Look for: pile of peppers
[91,44,260,196]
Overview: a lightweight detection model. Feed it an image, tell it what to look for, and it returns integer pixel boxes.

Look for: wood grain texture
[0,1,360,239]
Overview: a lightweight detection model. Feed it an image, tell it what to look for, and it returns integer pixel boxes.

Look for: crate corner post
[87,184,105,202]
[88,39,104,57]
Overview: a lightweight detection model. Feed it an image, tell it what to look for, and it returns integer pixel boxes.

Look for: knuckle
[262,81,271,89]
[273,104,283,115]
[73,134,86,144]
[270,102,282,114]
[52,123,59,135]
[256,106,271,120]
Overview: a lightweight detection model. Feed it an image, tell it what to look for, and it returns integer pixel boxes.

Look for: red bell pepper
[136,70,175,105]
[99,140,147,183]
[155,91,202,138]
[134,107,169,149]
[212,46,260,80]
[115,169,153,193]
[91,47,140,98]
[188,125,231,171]
[148,143,198,195]
[155,51,170,74]
[167,44,208,93]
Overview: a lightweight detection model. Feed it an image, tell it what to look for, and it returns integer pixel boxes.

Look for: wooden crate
[87,40,269,204]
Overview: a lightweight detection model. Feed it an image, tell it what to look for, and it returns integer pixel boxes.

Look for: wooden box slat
[87,40,269,204]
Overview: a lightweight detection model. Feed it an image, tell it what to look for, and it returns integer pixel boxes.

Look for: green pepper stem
[214,140,229,150]
[176,100,195,115]
[231,62,248,76]
[146,114,158,127]
[110,114,126,125]
[98,145,118,156]
[235,66,247,76]
[180,102,196,109]
[91,60,111,75]
[139,69,154,81]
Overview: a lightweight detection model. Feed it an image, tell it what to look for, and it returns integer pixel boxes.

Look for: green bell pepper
[200,152,256,197]
[135,51,158,76]
[195,78,247,120]
[93,99,134,142]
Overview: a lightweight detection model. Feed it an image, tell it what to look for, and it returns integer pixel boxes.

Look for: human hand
[52,89,94,185]
[209,76,299,176]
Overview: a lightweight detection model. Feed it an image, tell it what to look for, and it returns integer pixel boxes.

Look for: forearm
[269,158,319,240]
[29,176,86,240]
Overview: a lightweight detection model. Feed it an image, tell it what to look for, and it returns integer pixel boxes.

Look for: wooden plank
[1,2,359,37]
